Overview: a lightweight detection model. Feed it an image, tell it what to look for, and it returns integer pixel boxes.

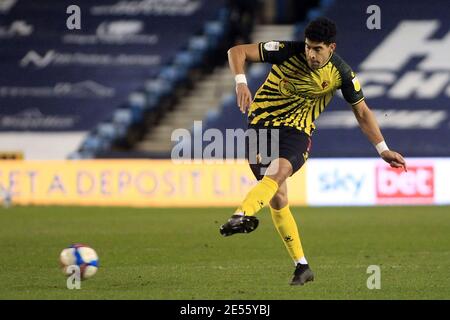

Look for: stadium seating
[3,0,447,159]
[0,0,231,158]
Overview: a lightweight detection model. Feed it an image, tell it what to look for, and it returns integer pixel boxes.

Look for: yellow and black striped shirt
[249,41,364,135]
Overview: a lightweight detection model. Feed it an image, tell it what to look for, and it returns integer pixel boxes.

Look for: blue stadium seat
[113,123,128,140]
[159,65,186,84]
[113,109,133,126]
[204,21,225,47]
[97,122,117,141]
[145,94,160,110]
[128,92,147,122]
[144,78,172,110]
[145,78,171,96]
[189,35,209,51]
[205,21,225,37]
[81,135,102,152]
[188,36,209,64]
[174,51,196,70]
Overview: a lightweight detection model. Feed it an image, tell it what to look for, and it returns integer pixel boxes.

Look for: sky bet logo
[376,165,434,204]
[357,20,450,99]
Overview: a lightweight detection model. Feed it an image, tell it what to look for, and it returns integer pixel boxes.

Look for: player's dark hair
[304,17,337,44]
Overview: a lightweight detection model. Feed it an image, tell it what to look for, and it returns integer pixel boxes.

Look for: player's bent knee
[266,171,290,185]
[265,166,291,184]
[270,191,288,210]
[265,158,293,184]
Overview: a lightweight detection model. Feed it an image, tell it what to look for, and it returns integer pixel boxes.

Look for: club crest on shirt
[321,80,329,89]
[279,78,297,96]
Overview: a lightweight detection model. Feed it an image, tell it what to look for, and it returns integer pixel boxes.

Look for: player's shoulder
[331,52,364,103]
[330,53,354,79]
[259,40,305,64]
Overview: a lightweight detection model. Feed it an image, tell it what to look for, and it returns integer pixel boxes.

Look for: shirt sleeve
[340,69,365,106]
[259,41,303,65]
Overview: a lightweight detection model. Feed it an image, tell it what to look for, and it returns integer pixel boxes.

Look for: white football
[59,243,99,280]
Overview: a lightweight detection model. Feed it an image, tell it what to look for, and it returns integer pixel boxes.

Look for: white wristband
[235,74,247,85]
[375,141,389,155]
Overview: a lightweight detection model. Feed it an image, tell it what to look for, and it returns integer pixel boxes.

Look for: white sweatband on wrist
[375,141,389,155]
[235,74,247,85]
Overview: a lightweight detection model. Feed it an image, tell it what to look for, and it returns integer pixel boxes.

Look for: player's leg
[269,182,314,285]
[235,157,292,216]
[269,181,306,264]
[219,158,292,236]
[230,125,311,219]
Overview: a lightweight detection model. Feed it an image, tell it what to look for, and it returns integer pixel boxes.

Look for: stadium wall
[0,159,448,207]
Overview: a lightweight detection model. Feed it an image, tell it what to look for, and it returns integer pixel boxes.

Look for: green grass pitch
[0,205,449,299]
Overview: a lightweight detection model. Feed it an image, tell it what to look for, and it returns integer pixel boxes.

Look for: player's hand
[381,150,407,172]
[236,83,252,114]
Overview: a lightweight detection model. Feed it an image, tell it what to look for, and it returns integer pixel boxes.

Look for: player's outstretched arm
[227,44,261,114]
[352,100,408,171]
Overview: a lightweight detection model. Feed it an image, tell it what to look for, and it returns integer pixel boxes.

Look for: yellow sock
[235,176,279,216]
[270,204,305,263]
